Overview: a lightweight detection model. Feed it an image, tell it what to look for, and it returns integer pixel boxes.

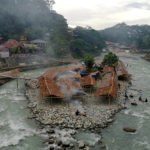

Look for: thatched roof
[95,67,118,98]
[38,65,83,99]
[80,75,97,87]
[117,60,128,77]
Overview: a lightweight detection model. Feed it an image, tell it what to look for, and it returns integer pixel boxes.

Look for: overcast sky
[54,0,150,30]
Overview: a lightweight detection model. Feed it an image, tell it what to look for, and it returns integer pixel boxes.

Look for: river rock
[69,143,74,148]
[123,128,136,133]
[56,139,62,146]
[107,119,113,123]
[78,141,85,149]
[49,146,54,150]
[70,130,76,135]
[62,141,70,147]
[84,146,90,150]
[48,139,55,144]
[47,129,55,134]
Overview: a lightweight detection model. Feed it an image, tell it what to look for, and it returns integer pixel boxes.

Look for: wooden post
[50,97,52,105]
[90,87,92,94]
[109,96,111,105]
[17,79,18,89]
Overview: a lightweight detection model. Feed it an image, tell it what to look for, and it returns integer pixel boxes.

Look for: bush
[84,54,94,70]
[102,52,118,67]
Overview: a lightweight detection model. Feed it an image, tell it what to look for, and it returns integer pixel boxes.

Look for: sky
[54,0,150,30]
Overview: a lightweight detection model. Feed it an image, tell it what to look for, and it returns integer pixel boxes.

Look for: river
[0,54,150,150]
[0,68,50,150]
[102,54,150,150]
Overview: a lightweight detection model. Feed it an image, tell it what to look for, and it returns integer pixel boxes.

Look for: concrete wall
[0,51,9,58]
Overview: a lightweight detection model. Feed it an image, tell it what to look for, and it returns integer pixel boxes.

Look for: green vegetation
[0,0,49,40]
[102,52,118,67]
[0,0,70,57]
[70,26,105,58]
[84,54,95,70]
[48,13,71,56]
[100,23,150,51]
[0,0,105,58]
[145,53,150,59]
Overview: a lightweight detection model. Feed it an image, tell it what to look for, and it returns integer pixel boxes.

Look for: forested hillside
[0,0,105,57]
[70,27,105,58]
[0,0,71,56]
[0,0,52,40]
[100,23,150,50]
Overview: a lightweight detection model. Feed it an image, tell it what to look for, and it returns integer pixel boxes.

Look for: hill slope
[100,23,150,50]
[0,0,105,57]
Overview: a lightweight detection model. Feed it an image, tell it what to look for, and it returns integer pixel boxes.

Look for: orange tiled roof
[3,40,20,49]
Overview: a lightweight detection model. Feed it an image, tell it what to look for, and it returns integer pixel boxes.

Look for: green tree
[70,39,92,58]
[142,35,150,49]
[12,46,17,54]
[17,47,21,54]
[102,52,118,67]
[70,26,105,58]
[84,54,95,70]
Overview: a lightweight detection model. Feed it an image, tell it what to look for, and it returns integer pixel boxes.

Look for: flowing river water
[0,68,50,150]
[0,54,150,150]
[102,54,150,150]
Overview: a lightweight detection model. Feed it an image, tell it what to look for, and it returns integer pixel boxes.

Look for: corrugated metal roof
[31,39,48,44]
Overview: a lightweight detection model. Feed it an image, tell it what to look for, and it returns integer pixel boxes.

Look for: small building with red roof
[3,39,20,49]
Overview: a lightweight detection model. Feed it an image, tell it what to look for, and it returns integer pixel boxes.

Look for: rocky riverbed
[25,79,130,149]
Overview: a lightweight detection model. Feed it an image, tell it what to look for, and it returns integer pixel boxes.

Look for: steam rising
[56,70,86,100]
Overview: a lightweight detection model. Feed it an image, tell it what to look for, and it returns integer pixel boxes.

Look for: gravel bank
[25,79,129,149]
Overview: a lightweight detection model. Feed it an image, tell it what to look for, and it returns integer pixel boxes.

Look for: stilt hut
[95,67,118,100]
[117,60,129,80]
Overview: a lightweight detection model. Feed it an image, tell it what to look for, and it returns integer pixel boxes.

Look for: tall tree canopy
[70,27,105,58]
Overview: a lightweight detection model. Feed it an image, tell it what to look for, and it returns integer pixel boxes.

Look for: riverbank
[142,54,150,62]
[25,78,130,149]
[0,55,79,86]
[0,55,79,72]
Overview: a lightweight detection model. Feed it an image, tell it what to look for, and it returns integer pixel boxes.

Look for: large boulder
[123,128,136,133]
